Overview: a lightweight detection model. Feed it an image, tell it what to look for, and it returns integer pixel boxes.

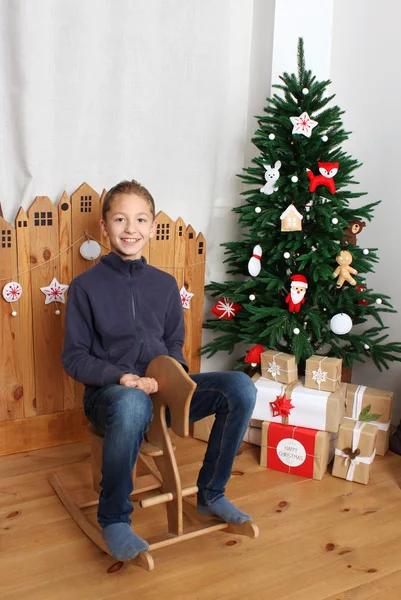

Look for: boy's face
[100,193,157,261]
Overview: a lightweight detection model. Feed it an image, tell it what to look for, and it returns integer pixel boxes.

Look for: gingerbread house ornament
[280,205,303,232]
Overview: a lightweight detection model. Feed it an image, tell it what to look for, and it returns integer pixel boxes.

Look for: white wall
[330,0,401,420]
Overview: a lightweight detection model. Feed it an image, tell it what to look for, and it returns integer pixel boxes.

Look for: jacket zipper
[130,267,144,368]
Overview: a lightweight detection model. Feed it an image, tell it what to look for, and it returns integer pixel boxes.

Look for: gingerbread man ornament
[333,250,358,288]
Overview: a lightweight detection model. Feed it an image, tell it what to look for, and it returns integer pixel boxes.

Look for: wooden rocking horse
[50,355,259,570]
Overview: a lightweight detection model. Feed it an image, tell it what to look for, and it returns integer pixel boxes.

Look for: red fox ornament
[306,162,339,194]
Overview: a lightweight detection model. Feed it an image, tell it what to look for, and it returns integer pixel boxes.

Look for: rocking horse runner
[59,179,258,564]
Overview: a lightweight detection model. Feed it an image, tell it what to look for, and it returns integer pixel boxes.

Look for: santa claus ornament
[285,274,308,313]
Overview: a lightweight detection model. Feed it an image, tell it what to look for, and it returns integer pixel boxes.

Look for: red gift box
[260,421,334,480]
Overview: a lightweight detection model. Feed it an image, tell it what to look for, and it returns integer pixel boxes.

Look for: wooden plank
[28,196,64,415]
[98,189,110,257]
[15,207,36,418]
[149,210,175,275]
[191,232,206,373]
[173,217,186,289]
[0,217,24,422]
[183,225,198,373]
[70,182,100,278]
[0,408,88,456]
[58,192,76,410]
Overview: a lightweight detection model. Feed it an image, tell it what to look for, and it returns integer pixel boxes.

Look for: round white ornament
[291,175,298,183]
[293,328,300,335]
[2,282,22,303]
[255,206,261,213]
[332,217,338,225]
[276,438,306,467]
[55,309,61,315]
[251,362,257,367]
[330,313,353,335]
[322,135,328,142]
[375,298,382,305]
[11,310,17,317]
[249,294,256,301]
[269,133,275,140]
[362,248,369,255]
[364,344,370,350]
[283,252,290,259]
[79,240,101,261]
[302,88,309,95]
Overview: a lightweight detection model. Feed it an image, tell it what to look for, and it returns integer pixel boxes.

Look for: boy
[62,180,256,561]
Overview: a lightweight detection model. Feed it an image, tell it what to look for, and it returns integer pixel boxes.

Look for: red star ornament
[269,393,295,418]
[245,344,265,364]
[211,297,242,320]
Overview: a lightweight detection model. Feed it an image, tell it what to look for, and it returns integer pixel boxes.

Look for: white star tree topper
[40,277,69,304]
[180,286,194,310]
[290,111,318,138]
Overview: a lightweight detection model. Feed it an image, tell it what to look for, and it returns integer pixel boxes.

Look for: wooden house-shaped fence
[0,183,206,456]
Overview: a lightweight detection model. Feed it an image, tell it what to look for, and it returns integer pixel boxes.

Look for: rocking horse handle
[145,355,197,438]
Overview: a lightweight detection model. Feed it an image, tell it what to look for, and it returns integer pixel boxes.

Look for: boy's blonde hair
[102,180,156,220]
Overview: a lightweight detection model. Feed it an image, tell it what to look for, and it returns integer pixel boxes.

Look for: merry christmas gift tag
[252,375,345,433]
[260,422,337,480]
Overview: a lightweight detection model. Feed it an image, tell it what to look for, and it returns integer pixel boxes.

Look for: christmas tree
[201,38,401,372]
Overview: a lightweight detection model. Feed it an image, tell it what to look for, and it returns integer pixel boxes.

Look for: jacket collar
[101,252,147,275]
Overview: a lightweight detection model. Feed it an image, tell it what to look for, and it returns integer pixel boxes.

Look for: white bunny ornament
[260,160,281,195]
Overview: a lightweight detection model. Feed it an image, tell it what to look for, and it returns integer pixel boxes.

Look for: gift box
[260,421,337,480]
[193,415,215,442]
[252,373,345,433]
[260,350,298,384]
[243,426,262,446]
[304,355,342,392]
[332,418,377,485]
[345,384,393,456]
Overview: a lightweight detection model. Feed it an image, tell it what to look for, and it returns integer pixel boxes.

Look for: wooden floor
[1,435,401,600]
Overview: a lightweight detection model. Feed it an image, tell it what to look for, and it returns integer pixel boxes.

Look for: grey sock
[102,523,149,561]
[197,496,252,524]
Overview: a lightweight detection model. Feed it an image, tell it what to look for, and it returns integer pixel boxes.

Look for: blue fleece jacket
[62,252,187,393]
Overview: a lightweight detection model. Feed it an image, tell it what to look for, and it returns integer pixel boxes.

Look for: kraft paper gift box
[260,350,298,384]
[243,426,262,446]
[345,384,393,456]
[260,421,337,480]
[332,418,377,485]
[304,355,342,393]
[252,373,345,433]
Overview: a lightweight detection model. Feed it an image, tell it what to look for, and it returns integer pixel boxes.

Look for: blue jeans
[83,371,256,528]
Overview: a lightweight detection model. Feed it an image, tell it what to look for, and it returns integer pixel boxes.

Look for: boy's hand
[119,373,158,394]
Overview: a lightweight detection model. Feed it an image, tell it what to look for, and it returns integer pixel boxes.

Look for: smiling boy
[62,179,256,561]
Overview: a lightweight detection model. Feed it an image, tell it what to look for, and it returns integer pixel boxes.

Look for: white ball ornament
[293,328,300,335]
[251,362,257,367]
[291,175,299,183]
[249,294,256,301]
[322,135,328,142]
[362,248,369,255]
[268,133,275,140]
[55,309,61,315]
[255,206,262,213]
[79,240,101,261]
[302,88,309,95]
[332,217,339,225]
[330,313,353,335]
[364,344,370,350]
[283,252,290,259]
[375,298,383,305]
[11,310,17,317]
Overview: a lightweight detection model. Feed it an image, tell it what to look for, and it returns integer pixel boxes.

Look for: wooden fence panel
[0,218,23,422]
[15,207,36,417]
[28,196,64,415]
[71,183,100,278]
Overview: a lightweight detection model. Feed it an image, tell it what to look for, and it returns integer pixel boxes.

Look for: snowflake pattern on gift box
[267,361,281,379]
[311,367,328,385]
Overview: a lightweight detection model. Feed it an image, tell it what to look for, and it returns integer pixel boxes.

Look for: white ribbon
[335,421,376,481]
[344,415,390,432]
[351,385,367,420]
